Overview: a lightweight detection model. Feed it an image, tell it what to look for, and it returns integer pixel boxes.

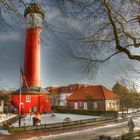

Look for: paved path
[0,115,140,140]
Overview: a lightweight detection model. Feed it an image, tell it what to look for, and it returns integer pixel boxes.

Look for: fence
[7,117,116,133]
[0,115,18,126]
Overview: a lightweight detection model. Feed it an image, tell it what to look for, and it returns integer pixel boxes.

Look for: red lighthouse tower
[12,3,51,114]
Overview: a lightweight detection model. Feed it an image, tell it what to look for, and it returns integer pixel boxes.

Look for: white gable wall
[106,99,119,111]
[0,100,4,113]
[59,93,73,106]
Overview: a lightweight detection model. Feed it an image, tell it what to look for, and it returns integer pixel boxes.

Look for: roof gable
[66,85,119,101]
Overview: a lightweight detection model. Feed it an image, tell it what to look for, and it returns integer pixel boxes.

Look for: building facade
[48,84,90,107]
[66,85,119,111]
[12,88,51,114]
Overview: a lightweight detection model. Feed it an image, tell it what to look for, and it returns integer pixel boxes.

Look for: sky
[0,0,140,91]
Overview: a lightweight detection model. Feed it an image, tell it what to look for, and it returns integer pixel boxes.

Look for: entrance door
[74,102,78,109]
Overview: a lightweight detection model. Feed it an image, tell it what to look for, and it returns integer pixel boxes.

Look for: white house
[59,92,73,106]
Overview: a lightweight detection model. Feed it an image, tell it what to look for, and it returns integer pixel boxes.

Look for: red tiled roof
[66,85,119,101]
[57,83,91,94]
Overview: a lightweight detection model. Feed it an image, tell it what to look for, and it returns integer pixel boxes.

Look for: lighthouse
[12,3,51,114]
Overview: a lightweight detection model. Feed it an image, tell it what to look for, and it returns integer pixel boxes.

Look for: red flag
[20,67,29,89]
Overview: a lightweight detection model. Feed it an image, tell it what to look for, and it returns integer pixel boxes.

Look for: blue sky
[0,0,140,90]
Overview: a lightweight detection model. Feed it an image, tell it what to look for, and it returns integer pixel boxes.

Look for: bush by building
[55,107,118,118]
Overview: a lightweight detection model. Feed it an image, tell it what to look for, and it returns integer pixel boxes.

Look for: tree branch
[103,0,140,61]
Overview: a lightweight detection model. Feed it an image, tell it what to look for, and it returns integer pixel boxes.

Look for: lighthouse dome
[24,3,44,19]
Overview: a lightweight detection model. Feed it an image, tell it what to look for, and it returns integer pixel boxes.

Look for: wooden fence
[0,115,18,126]
[7,117,116,133]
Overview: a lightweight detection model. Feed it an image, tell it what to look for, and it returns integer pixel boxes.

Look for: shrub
[55,107,118,117]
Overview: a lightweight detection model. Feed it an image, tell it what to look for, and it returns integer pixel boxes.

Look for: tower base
[12,87,51,114]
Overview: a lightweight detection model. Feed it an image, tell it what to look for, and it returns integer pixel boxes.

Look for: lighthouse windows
[26,13,43,29]
[26,95,31,102]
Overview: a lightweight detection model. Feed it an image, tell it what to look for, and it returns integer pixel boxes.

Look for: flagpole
[19,66,22,126]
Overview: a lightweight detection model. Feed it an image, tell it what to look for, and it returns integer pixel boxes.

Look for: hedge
[54,107,118,117]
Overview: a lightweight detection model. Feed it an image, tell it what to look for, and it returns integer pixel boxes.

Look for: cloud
[0,32,21,42]
[0,54,11,61]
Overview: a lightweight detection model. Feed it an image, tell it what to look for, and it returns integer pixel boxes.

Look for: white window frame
[93,102,97,109]
[108,102,110,107]
[32,106,37,112]
[26,95,31,102]
[84,102,88,110]
[74,102,78,109]
[79,102,82,107]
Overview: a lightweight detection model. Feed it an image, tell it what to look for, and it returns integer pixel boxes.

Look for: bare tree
[2,0,140,59]
[113,80,140,114]
[57,0,140,76]
[1,0,140,77]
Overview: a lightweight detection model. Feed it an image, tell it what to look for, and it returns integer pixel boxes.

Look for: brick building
[66,85,119,111]
[48,84,90,107]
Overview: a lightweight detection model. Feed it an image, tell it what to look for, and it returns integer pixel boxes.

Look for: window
[93,102,97,109]
[79,102,82,107]
[46,96,49,102]
[70,87,73,91]
[113,102,115,107]
[84,102,87,110]
[108,102,110,107]
[109,102,111,107]
[32,106,37,112]
[26,95,31,102]
[74,102,78,109]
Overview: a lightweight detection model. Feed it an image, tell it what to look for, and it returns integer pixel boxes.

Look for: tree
[112,81,140,113]
[0,89,11,101]
[58,0,140,75]
[112,82,129,113]
[3,1,140,59]
[1,0,140,77]
[46,87,61,111]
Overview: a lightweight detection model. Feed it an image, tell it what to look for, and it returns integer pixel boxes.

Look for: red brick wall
[67,100,106,111]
